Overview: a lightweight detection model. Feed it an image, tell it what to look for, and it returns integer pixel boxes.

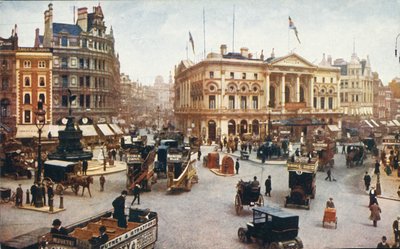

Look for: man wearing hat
[112,190,127,228]
[50,219,68,235]
[15,184,23,207]
[326,197,335,208]
[393,216,400,247]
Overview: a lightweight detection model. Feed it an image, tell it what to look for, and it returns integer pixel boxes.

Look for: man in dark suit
[97,225,109,244]
[82,160,88,176]
[112,190,127,228]
[30,183,38,206]
[363,171,371,191]
[50,219,68,235]
[393,216,400,247]
[265,175,272,197]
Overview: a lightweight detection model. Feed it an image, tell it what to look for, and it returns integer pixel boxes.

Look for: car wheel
[237,227,247,243]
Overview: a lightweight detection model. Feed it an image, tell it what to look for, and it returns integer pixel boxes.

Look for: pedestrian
[111,149,117,161]
[100,174,106,191]
[50,219,68,235]
[47,184,54,206]
[342,144,346,154]
[325,168,332,181]
[369,187,378,207]
[112,190,127,228]
[15,184,23,207]
[326,197,335,208]
[197,149,202,161]
[369,201,381,227]
[376,235,390,248]
[47,131,52,140]
[131,184,141,205]
[393,216,400,247]
[265,175,272,197]
[119,149,124,161]
[82,160,88,176]
[249,142,253,154]
[40,183,46,206]
[30,183,38,206]
[374,160,380,175]
[364,171,372,191]
[97,225,109,244]
[235,158,240,174]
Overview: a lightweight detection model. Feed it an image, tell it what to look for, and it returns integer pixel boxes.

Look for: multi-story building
[0,26,18,140]
[40,3,120,124]
[174,45,342,141]
[333,52,374,118]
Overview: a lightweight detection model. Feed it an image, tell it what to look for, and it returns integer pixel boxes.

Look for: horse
[71,175,94,197]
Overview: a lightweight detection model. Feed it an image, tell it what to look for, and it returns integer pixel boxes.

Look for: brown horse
[71,176,94,197]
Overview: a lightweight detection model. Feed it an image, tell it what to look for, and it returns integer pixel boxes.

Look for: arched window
[228,119,236,135]
[252,120,259,135]
[24,93,30,104]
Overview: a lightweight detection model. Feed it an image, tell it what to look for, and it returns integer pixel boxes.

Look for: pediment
[269,53,316,69]
[176,60,195,74]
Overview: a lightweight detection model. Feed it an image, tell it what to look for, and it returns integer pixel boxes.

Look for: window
[38,61,46,68]
[356,95,359,102]
[23,60,31,68]
[39,93,45,104]
[61,57,68,69]
[86,95,91,108]
[62,95,68,107]
[313,97,317,108]
[241,96,247,109]
[320,97,325,109]
[79,95,84,107]
[328,97,333,109]
[314,77,317,83]
[322,77,325,83]
[24,77,30,87]
[209,71,214,79]
[82,39,87,48]
[209,95,215,109]
[252,96,258,109]
[330,78,333,83]
[0,99,10,117]
[242,73,246,79]
[62,75,68,88]
[229,96,235,109]
[79,58,84,69]
[79,77,84,87]
[254,73,258,80]
[2,77,9,90]
[24,110,31,123]
[86,76,90,87]
[24,93,30,104]
[340,93,343,102]
[61,36,68,47]
[230,72,234,79]
[39,77,45,87]
[1,60,8,70]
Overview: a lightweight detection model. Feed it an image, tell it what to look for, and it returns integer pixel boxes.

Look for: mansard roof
[53,23,82,36]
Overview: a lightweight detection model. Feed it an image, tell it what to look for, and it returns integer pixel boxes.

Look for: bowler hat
[52,219,61,226]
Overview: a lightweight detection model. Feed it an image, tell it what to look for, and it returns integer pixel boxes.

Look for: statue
[67,89,76,117]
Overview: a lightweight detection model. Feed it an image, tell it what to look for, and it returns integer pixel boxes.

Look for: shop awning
[392,120,400,127]
[327,125,341,132]
[97,124,115,136]
[387,121,396,127]
[363,120,374,128]
[15,124,50,138]
[109,124,124,135]
[370,119,379,127]
[47,125,65,138]
[79,125,98,137]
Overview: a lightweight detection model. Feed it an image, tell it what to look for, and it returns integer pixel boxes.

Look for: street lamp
[34,100,46,183]
[157,106,160,131]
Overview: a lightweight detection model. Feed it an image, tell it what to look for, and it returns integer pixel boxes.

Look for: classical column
[281,74,285,111]
[188,80,191,108]
[266,73,270,108]
[221,70,225,109]
[310,76,314,111]
[296,74,300,102]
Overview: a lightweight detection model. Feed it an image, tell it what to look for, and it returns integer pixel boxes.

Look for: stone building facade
[40,3,120,124]
[174,45,342,142]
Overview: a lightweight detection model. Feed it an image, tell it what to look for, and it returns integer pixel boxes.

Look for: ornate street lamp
[34,99,46,183]
[157,106,160,131]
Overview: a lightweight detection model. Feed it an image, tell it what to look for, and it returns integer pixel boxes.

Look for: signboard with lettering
[285,102,306,111]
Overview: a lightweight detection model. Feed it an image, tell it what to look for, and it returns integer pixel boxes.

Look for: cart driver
[251,176,260,191]
[326,197,335,208]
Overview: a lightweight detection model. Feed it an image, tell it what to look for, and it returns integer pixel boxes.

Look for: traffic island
[17,204,65,214]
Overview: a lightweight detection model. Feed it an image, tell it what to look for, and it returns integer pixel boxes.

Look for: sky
[1,0,400,85]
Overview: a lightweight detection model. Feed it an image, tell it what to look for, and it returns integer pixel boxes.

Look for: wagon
[42,160,80,195]
[0,187,13,203]
[322,208,337,229]
[235,180,264,215]
[345,143,365,167]
[313,138,335,171]
[1,151,33,180]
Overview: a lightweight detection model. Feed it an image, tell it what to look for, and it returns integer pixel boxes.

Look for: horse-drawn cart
[313,137,335,171]
[42,160,93,197]
[345,142,365,167]
[235,180,264,215]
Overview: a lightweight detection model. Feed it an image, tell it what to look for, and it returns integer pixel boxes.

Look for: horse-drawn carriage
[285,157,318,210]
[313,137,336,171]
[345,142,365,167]
[1,150,34,180]
[257,141,283,161]
[235,180,264,215]
[42,160,93,197]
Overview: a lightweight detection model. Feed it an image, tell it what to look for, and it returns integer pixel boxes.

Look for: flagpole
[232,5,235,53]
[288,27,290,54]
[186,42,188,60]
[203,7,206,60]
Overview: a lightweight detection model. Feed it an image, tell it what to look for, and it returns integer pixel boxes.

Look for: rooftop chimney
[220,44,227,55]
[240,47,249,58]
[77,7,88,31]
[43,3,53,47]
[34,28,40,48]
[248,53,253,59]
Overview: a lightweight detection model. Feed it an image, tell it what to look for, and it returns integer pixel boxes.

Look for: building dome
[155,75,164,84]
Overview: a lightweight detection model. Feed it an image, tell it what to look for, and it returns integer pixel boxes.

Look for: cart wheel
[235,194,242,215]
[55,184,64,195]
[3,197,10,203]
[185,178,192,191]
[27,170,32,179]
[257,194,264,206]
[237,227,247,243]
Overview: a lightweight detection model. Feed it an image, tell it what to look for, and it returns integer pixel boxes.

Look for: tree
[388,79,400,98]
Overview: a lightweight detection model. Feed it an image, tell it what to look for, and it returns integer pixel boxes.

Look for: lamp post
[395,33,400,63]
[157,106,160,131]
[34,100,46,183]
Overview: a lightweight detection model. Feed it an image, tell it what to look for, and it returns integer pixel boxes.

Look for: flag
[189,31,195,54]
[288,16,301,44]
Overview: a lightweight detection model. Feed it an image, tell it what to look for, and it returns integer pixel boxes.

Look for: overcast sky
[1,0,399,85]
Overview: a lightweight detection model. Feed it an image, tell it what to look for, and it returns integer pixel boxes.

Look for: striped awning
[109,124,124,135]
[370,119,379,127]
[79,125,98,137]
[363,120,373,128]
[97,124,115,136]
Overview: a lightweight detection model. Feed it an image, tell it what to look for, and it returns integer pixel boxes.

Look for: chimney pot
[240,47,249,58]
[220,44,227,55]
